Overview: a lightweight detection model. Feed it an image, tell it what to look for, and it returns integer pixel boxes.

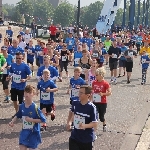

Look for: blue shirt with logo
[37,79,57,104]
[6,30,13,39]
[9,63,31,90]
[141,55,150,69]
[65,37,75,50]
[27,46,35,62]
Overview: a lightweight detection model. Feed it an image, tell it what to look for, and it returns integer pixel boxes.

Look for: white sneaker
[114,80,117,85]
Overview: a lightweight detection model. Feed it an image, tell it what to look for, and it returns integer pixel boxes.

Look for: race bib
[74,58,80,65]
[37,51,42,55]
[69,40,72,45]
[92,53,99,58]
[3,68,7,74]
[74,114,85,129]
[121,52,124,56]
[22,116,34,129]
[71,88,79,97]
[28,50,32,54]
[142,58,146,64]
[112,54,117,58]
[93,93,101,102]
[128,52,133,57]
[13,74,21,83]
[41,92,50,100]
[62,56,67,61]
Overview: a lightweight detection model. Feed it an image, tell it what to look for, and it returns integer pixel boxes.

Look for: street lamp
[77,0,80,36]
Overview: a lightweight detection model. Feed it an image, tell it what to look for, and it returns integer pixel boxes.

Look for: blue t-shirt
[16,102,46,149]
[74,52,83,67]
[37,66,58,81]
[27,46,35,62]
[37,79,57,104]
[6,30,13,38]
[35,45,42,59]
[19,31,25,36]
[141,55,150,69]
[56,45,63,52]
[70,101,98,143]
[136,36,143,45]
[65,37,75,50]
[100,48,107,63]
[9,63,32,90]
[70,77,85,101]
[83,38,93,50]
[8,46,24,57]
[3,54,13,74]
[120,46,128,60]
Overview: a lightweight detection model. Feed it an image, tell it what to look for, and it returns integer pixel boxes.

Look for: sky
[3,0,124,7]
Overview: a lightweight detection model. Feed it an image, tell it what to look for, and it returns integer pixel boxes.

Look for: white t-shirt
[18,41,26,50]
[24,34,32,44]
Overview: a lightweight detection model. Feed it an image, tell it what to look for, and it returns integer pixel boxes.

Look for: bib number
[71,88,79,97]
[22,116,33,129]
[74,114,85,129]
[3,68,7,74]
[112,53,117,58]
[93,93,101,102]
[128,52,133,57]
[62,56,67,61]
[28,50,32,54]
[92,53,99,58]
[41,92,50,100]
[142,58,146,64]
[13,74,21,83]
[74,58,80,65]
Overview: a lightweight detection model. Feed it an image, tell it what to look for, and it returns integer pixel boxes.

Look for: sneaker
[114,80,117,85]
[4,96,10,102]
[95,135,97,140]
[127,80,130,84]
[110,79,114,83]
[103,125,107,132]
[141,82,145,85]
[40,124,46,131]
[106,62,108,65]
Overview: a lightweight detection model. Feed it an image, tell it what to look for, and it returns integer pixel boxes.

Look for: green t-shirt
[0,54,6,74]
[104,40,112,51]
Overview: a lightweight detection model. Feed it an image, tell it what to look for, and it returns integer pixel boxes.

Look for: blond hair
[43,69,50,74]
[95,67,106,77]
[74,67,82,72]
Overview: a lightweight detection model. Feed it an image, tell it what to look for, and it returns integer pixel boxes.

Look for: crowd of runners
[0,24,149,150]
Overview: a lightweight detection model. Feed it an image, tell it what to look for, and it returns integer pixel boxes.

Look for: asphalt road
[0,26,150,150]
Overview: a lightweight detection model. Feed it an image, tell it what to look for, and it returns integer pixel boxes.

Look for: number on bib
[22,116,34,129]
[71,88,79,97]
[74,114,85,129]
[142,58,146,64]
[13,74,21,83]
[41,92,50,100]
[74,58,80,65]
[3,68,7,74]
[93,93,101,102]
[62,56,67,61]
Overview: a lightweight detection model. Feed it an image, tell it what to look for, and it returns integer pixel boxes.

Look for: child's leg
[19,145,27,150]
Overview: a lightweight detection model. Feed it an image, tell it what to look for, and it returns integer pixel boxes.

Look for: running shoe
[103,125,107,132]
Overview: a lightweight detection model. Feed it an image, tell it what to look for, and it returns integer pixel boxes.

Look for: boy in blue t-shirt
[37,69,58,131]
[140,51,150,85]
[26,39,35,76]
[9,85,46,149]
[67,67,86,105]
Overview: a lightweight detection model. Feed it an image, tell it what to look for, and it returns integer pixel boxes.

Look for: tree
[53,2,75,26]
[33,0,54,25]
[80,1,103,28]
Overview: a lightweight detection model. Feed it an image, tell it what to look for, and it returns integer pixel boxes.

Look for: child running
[92,67,112,132]
[37,69,58,131]
[9,85,46,150]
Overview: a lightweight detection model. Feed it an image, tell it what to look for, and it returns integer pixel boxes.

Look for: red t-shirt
[49,26,57,35]
[92,80,110,103]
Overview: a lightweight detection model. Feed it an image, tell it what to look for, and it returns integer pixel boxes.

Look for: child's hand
[25,116,33,122]
[9,121,14,127]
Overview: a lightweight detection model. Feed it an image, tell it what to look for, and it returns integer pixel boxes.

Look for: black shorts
[40,103,54,113]
[93,103,107,122]
[2,74,9,90]
[50,35,56,42]
[69,49,73,53]
[119,60,126,68]
[125,61,133,72]
[109,61,118,71]
[8,38,12,45]
[10,88,24,104]
[69,138,92,150]
[27,59,33,65]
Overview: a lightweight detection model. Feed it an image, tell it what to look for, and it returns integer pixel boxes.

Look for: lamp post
[77,0,80,36]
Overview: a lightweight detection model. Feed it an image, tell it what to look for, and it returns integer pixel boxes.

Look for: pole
[129,0,135,30]
[77,0,80,36]
[122,0,126,28]
[137,0,140,26]
[145,0,149,27]
[142,0,145,26]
